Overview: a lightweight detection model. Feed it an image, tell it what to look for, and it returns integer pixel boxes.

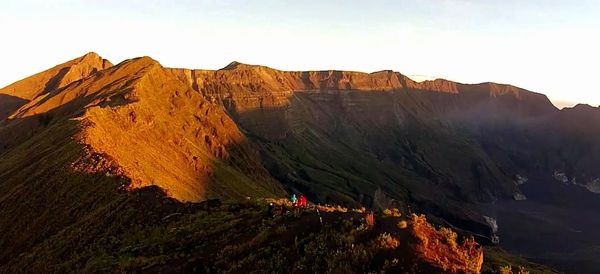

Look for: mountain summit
[0,52,112,120]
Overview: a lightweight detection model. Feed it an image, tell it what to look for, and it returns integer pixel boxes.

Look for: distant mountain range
[1,52,599,273]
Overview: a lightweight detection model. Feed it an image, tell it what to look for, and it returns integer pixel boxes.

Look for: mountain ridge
[1,52,599,273]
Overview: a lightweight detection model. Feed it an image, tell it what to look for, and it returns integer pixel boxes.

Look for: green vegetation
[1,196,420,273]
[209,159,279,200]
[482,246,559,274]
[0,117,553,273]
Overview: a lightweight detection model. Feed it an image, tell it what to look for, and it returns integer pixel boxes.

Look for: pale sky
[1,0,599,108]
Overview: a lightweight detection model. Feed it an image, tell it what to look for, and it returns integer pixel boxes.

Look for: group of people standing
[290,193,308,217]
[289,193,308,208]
[266,194,376,228]
[266,193,309,218]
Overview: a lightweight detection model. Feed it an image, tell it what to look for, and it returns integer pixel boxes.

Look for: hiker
[298,194,307,208]
[290,194,300,217]
[290,194,298,206]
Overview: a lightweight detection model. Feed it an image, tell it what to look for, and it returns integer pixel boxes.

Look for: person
[290,194,300,217]
[290,194,298,206]
[299,194,307,208]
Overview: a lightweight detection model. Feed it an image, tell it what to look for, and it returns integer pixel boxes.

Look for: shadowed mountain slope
[169,62,599,273]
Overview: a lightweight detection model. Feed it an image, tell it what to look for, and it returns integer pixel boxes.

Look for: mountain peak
[81,51,101,59]
[573,103,597,109]
[0,51,114,107]
[221,61,267,71]
[223,61,242,69]
[121,56,160,67]
[107,56,162,75]
[75,52,111,66]
[563,103,599,114]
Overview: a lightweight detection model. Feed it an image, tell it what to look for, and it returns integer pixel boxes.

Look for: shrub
[383,208,402,217]
[397,220,408,229]
[336,205,348,213]
[315,204,348,213]
[352,207,366,213]
[499,265,512,274]
[377,232,400,249]
[410,214,483,273]
[499,265,530,274]
[439,227,458,249]
[365,212,375,228]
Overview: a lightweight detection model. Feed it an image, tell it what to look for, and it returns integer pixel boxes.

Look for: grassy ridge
[0,119,127,265]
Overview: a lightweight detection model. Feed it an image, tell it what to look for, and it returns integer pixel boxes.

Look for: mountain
[0,53,598,273]
[0,52,112,121]
[169,62,600,272]
[0,54,284,271]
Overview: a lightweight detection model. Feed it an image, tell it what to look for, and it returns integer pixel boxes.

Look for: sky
[1,0,599,108]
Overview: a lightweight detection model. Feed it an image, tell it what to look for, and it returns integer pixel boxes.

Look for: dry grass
[315,204,348,213]
[499,265,530,274]
[264,198,293,207]
[383,208,402,217]
[377,232,400,249]
[352,207,366,213]
[410,214,483,274]
[397,220,408,229]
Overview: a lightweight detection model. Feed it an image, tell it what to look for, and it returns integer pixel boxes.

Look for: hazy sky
[1,0,599,107]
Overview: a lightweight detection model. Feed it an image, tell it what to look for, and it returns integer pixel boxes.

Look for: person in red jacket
[298,194,308,208]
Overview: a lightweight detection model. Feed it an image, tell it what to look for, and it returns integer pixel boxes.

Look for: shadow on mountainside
[0,109,268,271]
[0,94,28,122]
[0,109,485,272]
[225,88,600,274]
[226,90,515,225]
[0,85,137,154]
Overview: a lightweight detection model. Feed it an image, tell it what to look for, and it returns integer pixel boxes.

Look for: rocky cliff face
[164,63,552,205]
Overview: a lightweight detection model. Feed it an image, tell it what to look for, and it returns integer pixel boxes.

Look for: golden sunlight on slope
[82,58,229,200]
[3,55,283,202]
[0,52,112,121]
[0,52,112,101]
[78,58,283,201]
